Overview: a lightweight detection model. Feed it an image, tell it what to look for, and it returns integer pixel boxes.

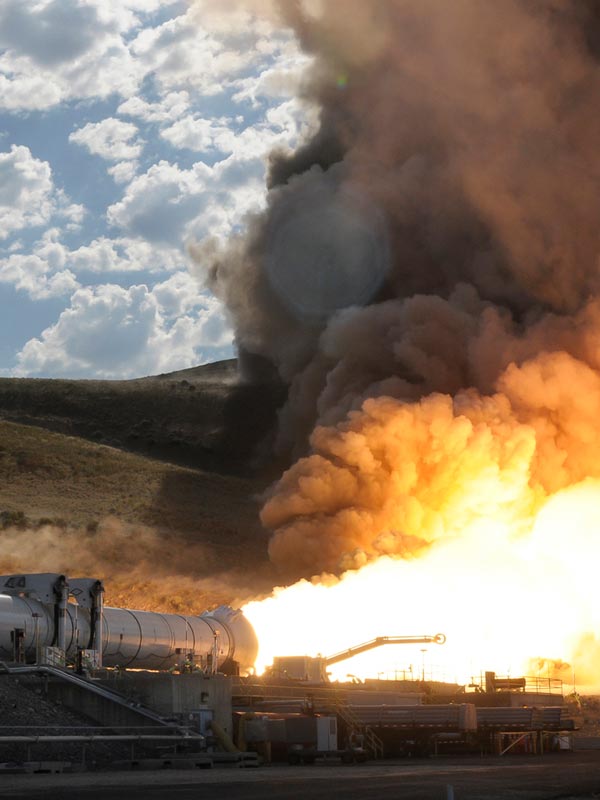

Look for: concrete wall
[39,677,161,729]
[103,673,234,736]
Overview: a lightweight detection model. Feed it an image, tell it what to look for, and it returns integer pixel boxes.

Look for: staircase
[334,700,384,759]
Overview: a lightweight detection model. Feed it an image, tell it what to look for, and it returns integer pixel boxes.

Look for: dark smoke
[192,0,600,578]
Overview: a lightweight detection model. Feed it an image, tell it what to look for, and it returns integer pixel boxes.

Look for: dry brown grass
[0,418,263,532]
[0,361,287,610]
[0,419,278,610]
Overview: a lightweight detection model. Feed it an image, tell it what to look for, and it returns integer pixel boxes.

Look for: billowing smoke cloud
[0,517,264,612]
[193,1,600,579]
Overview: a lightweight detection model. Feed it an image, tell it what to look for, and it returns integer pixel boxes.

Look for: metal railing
[333,698,384,759]
[523,676,563,695]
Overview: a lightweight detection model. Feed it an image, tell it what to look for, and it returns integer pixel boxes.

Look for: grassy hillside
[0,361,284,611]
[0,360,286,476]
[0,418,264,531]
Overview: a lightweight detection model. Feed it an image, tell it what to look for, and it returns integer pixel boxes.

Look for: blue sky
[0,0,315,378]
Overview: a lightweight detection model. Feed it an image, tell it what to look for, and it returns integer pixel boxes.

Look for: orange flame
[244,338,600,690]
[245,477,600,689]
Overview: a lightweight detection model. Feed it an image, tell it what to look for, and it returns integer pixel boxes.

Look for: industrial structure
[0,573,580,770]
[270,634,446,683]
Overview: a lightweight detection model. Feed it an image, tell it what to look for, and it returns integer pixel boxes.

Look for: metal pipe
[0,735,203,742]
[324,634,446,667]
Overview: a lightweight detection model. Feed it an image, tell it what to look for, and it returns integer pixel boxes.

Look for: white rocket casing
[0,593,258,673]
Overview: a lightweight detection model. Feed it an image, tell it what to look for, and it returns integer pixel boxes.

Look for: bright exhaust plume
[246,480,600,686]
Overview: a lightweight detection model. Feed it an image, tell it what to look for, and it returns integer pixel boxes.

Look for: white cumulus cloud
[0,228,79,299]
[0,0,316,379]
[107,160,140,184]
[0,0,306,115]
[0,0,142,110]
[0,145,55,239]
[107,160,213,245]
[70,118,143,161]
[1,232,185,298]
[0,256,79,300]
[160,116,237,154]
[106,155,271,246]
[117,91,190,123]
[14,278,233,378]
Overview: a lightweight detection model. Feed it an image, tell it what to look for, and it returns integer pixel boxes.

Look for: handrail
[0,663,191,731]
[333,698,384,759]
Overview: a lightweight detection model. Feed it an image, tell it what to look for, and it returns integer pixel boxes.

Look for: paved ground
[1,753,600,800]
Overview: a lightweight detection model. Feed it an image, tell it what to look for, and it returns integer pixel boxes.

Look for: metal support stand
[54,575,68,656]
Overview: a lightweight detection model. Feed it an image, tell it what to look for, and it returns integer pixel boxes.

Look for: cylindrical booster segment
[0,594,258,673]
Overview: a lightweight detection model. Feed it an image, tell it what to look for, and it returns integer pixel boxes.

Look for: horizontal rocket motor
[0,573,258,674]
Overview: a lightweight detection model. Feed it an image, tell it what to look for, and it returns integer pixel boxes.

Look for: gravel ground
[0,676,90,729]
[0,675,149,766]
